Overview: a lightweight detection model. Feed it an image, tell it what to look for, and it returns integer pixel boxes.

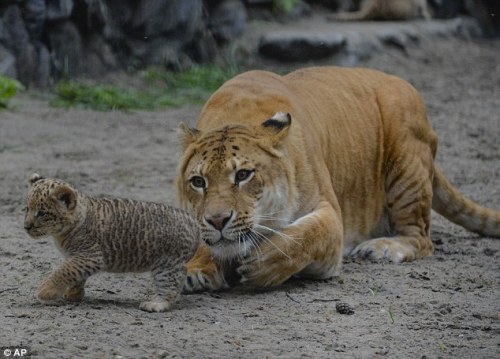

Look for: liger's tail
[432,166,500,238]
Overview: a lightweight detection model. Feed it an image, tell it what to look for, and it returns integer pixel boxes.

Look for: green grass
[0,75,24,109]
[51,65,240,111]
[388,305,395,324]
[274,0,300,14]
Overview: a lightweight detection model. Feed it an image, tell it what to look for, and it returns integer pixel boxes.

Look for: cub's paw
[139,300,171,313]
[183,269,228,293]
[351,238,416,263]
[37,282,63,302]
[63,286,85,302]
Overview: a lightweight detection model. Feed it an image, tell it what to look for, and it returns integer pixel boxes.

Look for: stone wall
[0,0,247,87]
[1,0,497,87]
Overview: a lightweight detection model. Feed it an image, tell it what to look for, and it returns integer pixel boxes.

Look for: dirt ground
[1,25,499,358]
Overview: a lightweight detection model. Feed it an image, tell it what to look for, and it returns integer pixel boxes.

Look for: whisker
[250,228,291,260]
[255,214,290,222]
[254,223,302,247]
[247,232,264,261]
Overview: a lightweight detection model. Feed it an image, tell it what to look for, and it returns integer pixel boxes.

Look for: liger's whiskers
[255,214,290,221]
[249,228,291,260]
[254,223,302,247]
[249,233,264,262]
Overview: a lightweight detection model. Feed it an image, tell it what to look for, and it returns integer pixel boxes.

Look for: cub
[24,173,199,312]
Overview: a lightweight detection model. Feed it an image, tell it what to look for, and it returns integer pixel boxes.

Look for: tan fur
[177,66,500,292]
[25,173,199,312]
[328,0,431,21]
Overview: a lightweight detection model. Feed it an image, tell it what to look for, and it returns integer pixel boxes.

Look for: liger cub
[24,173,199,312]
[177,66,500,293]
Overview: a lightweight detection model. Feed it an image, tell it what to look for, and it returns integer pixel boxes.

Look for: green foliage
[51,65,239,111]
[51,81,169,111]
[0,75,24,109]
[274,0,300,14]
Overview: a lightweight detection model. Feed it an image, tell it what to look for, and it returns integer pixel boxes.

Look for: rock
[208,0,247,44]
[34,41,50,87]
[133,0,203,42]
[309,0,358,11]
[89,0,133,42]
[376,29,418,52]
[84,34,117,75]
[429,0,466,19]
[45,0,74,21]
[46,20,83,78]
[2,5,37,85]
[144,38,196,70]
[259,31,346,62]
[23,0,46,40]
[0,44,17,78]
[0,15,7,44]
[465,0,500,38]
[187,29,219,64]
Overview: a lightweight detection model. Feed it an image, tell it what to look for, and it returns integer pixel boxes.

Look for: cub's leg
[183,244,229,293]
[140,261,186,312]
[238,200,344,287]
[352,153,434,262]
[37,256,102,301]
[63,280,86,302]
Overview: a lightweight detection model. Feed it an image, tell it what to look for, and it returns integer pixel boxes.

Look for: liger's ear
[28,173,43,187]
[50,185,77,211]
[178,123,201,150]
[260,112,292,146]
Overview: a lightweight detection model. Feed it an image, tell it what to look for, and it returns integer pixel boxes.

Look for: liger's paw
[37,282,63,302]
[183,269,228,293]
[237,247,297,288]
[139,300,171,313]
[351,238,416,263]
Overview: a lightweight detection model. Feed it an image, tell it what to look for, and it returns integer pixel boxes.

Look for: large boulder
[259,31,346,62]
[208,0,247,44]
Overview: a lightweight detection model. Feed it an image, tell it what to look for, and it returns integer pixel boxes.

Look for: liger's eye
[235,169,254,184]
[190,176,206,189]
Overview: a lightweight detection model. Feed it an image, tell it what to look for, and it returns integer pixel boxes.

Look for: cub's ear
[50,185,77,211]
[178,123,201,150]
[28,173,43,187]
[260,112,292,146]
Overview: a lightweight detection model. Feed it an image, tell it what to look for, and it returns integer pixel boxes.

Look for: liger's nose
[205,211,233,231]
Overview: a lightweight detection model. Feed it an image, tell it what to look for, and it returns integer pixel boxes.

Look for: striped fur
[177,66,500,292]
[24,173,199,312]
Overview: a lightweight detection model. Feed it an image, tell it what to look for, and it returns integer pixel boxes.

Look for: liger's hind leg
[352,153,435,262]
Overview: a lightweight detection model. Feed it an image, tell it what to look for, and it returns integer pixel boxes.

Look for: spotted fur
[24,173,199,312]
[177,67,500,292]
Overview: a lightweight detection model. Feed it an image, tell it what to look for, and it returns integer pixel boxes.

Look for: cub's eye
[235,169,254,184]
[35,211,47,218]
[190,176,206,189]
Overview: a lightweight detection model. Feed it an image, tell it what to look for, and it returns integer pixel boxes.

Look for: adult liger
[177,66,500,292]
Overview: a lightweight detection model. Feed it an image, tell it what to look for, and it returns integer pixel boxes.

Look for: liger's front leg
[184,244,229,293]
[238,200,344,287]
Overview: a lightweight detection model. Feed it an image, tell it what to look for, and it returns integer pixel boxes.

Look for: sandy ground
[1,27,500,358]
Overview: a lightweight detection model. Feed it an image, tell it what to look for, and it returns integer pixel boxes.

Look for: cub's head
[177,112,298,260]
[24,173,83,239]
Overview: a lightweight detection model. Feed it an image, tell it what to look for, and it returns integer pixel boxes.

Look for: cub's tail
[432,166,500,238]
